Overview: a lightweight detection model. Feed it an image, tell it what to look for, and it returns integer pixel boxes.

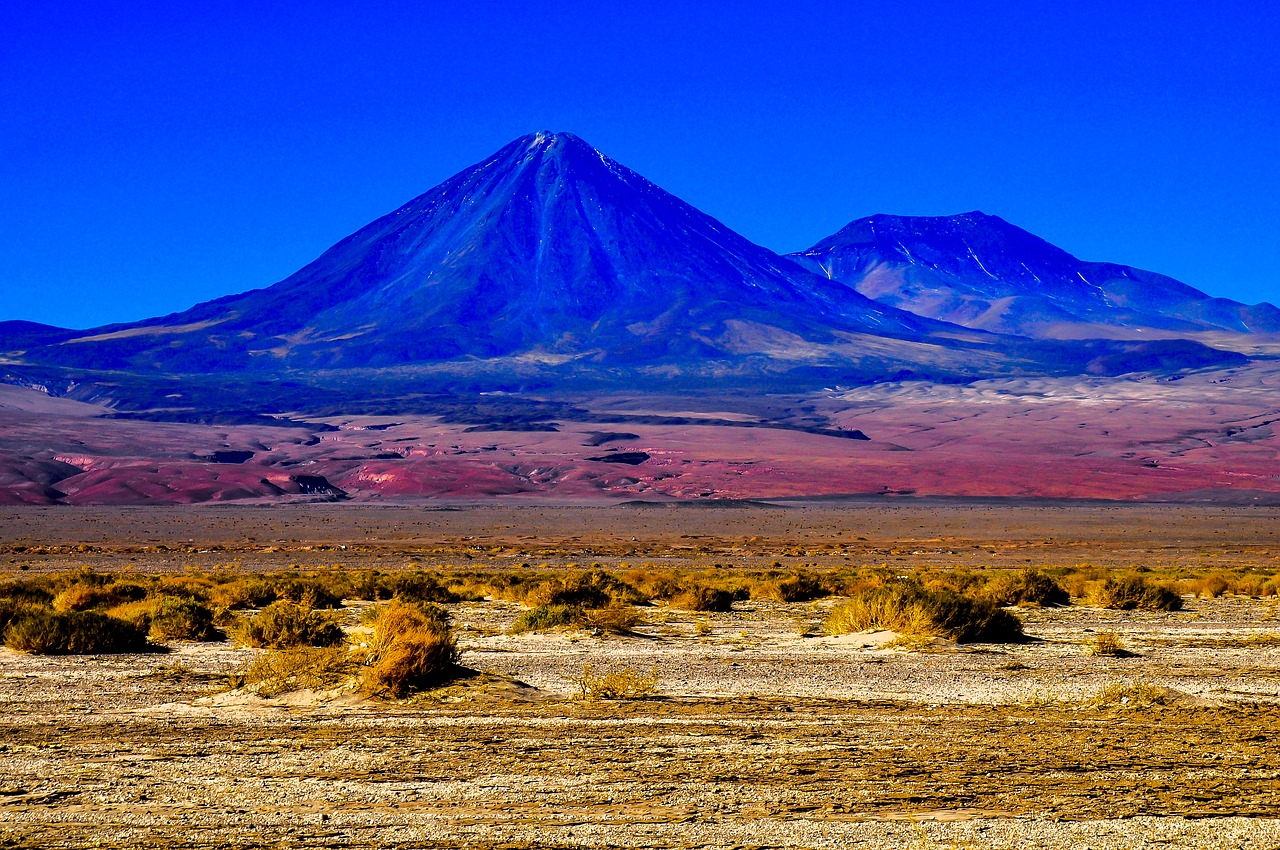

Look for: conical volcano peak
[509,130,600,164]
[30,129,945,373]
[524,130,586,149]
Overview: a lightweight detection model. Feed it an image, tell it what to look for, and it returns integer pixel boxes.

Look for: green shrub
[510,603,580,633]
[825,579,1024,643]
[509,602,640,635]
[1088,577,1183,611]
[232,601,345,649]
[361,601,461,697]
[148,596,221,642]
[5,610,149,655]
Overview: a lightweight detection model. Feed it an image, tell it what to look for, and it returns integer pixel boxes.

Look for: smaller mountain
[791,212,1280,338]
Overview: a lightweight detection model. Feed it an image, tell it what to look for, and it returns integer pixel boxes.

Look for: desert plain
[2,502,1279,849]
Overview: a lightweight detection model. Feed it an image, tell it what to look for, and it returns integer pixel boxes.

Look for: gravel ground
[3,595,1280,847]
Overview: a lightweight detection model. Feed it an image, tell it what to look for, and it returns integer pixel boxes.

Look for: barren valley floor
[2,503,1279,849]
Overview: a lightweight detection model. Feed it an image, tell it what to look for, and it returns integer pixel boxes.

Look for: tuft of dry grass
[237,646,355,697]
[1084,631,1130,657]
[1090,682,1177,709]
[571,665,659,700]
[359,601,461,698]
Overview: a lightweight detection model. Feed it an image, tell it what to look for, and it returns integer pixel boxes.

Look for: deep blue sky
[2,0,1278,329]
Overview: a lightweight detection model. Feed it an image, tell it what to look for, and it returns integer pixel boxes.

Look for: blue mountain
[791,212,1280,338]
[2,137,1248,398]
[14,133,973,375]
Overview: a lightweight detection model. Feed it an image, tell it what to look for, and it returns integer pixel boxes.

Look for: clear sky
[2,0,1277,329]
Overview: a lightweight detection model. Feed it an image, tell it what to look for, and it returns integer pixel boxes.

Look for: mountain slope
[791,212,1280,338]
[16,133,972,375]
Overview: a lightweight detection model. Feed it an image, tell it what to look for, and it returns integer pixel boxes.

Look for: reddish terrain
[2,361,1278,506]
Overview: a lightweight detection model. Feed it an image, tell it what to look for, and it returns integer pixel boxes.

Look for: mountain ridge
[791,211,1280,338]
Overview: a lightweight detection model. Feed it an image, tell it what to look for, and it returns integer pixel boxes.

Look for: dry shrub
[670,584,734,612]
[825,580,1024,643]
[232,601,345,649]
[0,599,45,635]
[5,610,149,655]
[1088,577,1183,611]
[360,601,461,697]
[581,604,641,634]
[1090,682,1176,709]
[1192,575,1230,599]
[208,577,280,610]
[51,581,146,612]
[208,575,342,610]
[0,578,55,606]
[380,572,460,604]
[756,571,829,603]
[1085,631,1129,657]
[525,571,644,608]
[147,596,221,642]
[572,665,659,700]
[239,646,355,697]
[981,569,1069,607]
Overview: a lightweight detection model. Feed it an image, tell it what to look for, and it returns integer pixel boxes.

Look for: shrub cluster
[825,579,1024,643]
[981,569,1070,607]
[231,601,345,649]
[1087,577,1183,611]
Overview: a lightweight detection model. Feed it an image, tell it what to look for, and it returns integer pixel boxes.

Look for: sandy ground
[3,593,1280,848]
[3,505,1280,847]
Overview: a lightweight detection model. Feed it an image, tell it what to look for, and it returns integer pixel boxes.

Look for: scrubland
[2,503,1279,848]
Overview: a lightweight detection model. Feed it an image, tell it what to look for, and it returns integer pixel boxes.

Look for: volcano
[2,136,1249,404]
[791,211,1280,338]
[12,133,985,378]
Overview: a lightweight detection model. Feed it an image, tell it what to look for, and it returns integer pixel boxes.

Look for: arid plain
[3,502,1280,849]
